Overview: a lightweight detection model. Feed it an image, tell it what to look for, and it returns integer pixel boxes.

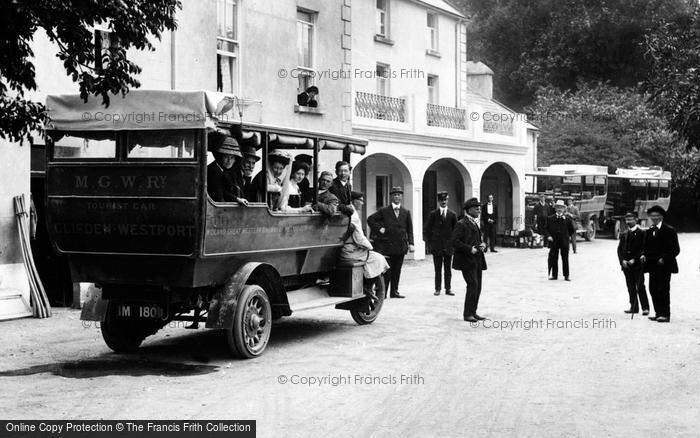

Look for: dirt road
[2,235,699,437]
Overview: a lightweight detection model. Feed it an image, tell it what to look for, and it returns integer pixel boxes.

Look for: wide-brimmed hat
[646,205,667,217]
[624,212,637,219]
[390,186,403,195]
[554,200,566,208]
[295,153,313,166]
[215,137,242,157]
[268,149,291,166]
[291,160,310,175]
[437,191,449,201]
[239,145,260,161]
[463,198,481,210]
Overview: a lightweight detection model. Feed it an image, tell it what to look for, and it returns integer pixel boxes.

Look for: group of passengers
[207,135,352,215]
[207,135,389,280]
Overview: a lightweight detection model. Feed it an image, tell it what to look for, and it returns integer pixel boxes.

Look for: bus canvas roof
[613,167,671,180]
[527,164,608,177]
[45,90,241,132]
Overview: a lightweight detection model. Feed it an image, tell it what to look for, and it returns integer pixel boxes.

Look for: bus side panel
[46,165,199,256]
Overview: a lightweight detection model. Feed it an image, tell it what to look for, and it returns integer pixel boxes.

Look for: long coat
[642,222,680,274]
[423,208,457,256]
[368,206,414,256]
[482,202,498,227]
[617,227,645,265]
[451,217,487,271]
[545,214,575,249]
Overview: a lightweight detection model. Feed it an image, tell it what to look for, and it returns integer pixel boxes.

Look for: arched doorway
[352,152,414,230]
[422,158,472,224]
[480,162,520,233]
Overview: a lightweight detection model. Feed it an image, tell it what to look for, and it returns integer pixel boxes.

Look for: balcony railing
[355,92,406,122]
[426,103,466,130]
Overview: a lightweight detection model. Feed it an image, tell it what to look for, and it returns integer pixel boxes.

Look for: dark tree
[0,0,182,144]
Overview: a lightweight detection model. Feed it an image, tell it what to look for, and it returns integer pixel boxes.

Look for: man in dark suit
[546,200,576,280]
[482,194,498,252]
[641,205,680,323]
[368,186,415,298]
[207,137,245,204]
[424,191,458,296]
[329,160,353,215]
[617,212,649,315]
[532,195,551,243]
[232,144,260,205]
[452,198,487,323]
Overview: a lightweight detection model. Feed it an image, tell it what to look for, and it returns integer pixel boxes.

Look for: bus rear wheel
[350,276,385,325]
[101,301,162,353]
[225,285,272,359]
[585,218,596,241]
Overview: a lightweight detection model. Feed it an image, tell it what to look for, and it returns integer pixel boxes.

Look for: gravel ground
[1,234,699,437]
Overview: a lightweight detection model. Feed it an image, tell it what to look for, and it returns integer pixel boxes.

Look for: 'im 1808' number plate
[116,303,167,320]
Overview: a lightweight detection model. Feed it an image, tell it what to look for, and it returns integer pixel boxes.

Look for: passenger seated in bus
[251,149,291,208]
[339,191,390,281]
[329,160,354,215]
[315,171,340,215]
[233,144,261,204]
[207,137,246,204]
[294,153,313,195]
[278,160,314,213]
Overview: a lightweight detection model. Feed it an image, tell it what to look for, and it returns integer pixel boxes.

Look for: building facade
[350,0,537,259]
[0,0,536,317]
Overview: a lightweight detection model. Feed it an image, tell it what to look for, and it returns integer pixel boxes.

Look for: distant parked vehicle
[525,164,609,241]
[604,167,672,239]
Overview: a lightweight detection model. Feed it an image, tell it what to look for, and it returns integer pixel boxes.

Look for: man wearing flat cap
[640,205,680,323]
[617,212,649,316]
[451,198,487,322]
[424,191,457,296]
[546,200,576,280]
[368,186,415,298]
[207,137,247,204]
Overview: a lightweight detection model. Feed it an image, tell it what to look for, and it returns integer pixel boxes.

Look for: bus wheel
[101,301,160,353]
[351,276,385,325]
[226,285,272,359]
[585,218,596,241]
[614,220,621,240]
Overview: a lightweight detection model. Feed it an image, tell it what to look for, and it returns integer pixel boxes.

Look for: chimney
[466,61,493,100]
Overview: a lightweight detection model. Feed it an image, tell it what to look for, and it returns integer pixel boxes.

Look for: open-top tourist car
[44,90,384,358]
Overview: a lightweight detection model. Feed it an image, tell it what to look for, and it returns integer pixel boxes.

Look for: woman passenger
[278,160,313,213]
[251,149,291,209]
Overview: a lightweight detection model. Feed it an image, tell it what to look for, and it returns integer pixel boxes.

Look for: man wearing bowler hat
[424,191,457,296]
[368,186,415,298]
[452,198,487,322]
[640,205,680,323]
[617,212,649,315]
[546,199,575,280]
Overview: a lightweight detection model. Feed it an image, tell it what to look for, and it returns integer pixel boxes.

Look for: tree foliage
[527,83,700,188]
[0,0,181,144]
[643,5,700,150]
[452,0,696,110]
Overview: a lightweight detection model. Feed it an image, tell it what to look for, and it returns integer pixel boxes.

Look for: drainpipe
[170,30,176,90]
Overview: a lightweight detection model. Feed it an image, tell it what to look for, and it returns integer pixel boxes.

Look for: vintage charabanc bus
[44,90,384,358]
[603,167,672,238]
[525,164,609,240]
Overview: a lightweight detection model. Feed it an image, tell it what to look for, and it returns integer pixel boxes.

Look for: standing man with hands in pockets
[452,198,487,323]
[368,186,415,299]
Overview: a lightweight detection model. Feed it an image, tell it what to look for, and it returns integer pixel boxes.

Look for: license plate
[115,303,168,320]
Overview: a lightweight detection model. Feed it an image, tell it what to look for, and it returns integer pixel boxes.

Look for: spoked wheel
[613,220,621,240]
[350,275,385,325]
[226,285,272,359]
[101,301,163,353]
[585,218,596,241]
